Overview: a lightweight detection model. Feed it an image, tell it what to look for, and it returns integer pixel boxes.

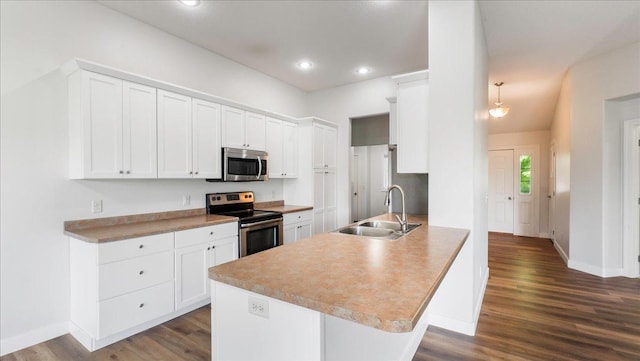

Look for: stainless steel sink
[335,221,421,240]
[357,220,420,233]
[337,226,395,238]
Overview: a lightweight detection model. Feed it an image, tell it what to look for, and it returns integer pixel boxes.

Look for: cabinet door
[312,123,325,169]
[323,170,337,232]
[297,222,312,241]
[283,224,297,245]
[211,236,238,266]
[313,169,325,234]
[245,111,266,150]
[282,122,298,178]
[221,106,245,149]
[158,90,192,178]
[396,79,428,173]
[192,99,221,179]
[266,117,283,178]
[323,127,337,169]
[122,81,157,178]
[82,71,123,178]
[175,243,209,310]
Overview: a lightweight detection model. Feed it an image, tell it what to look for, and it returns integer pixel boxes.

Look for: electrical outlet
[91,200,103,214]
[248,297,269,318]
[182,195,191,206]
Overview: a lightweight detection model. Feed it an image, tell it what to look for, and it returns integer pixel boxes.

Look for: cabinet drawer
[99,251,173,300]
[99,233,174,265]
[175,222,238,249]
[98,281,174,338]
[284,210,313,225]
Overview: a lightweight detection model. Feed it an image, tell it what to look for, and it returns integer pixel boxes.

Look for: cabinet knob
[139,270,144,275]
[207,247,211,250]
[212,245,216,249]
[247,144,250,148]
[195,171,199,175]
[189,171,193,175]
[139,244,144,249]
[210,231,214,235]
[119,170,124,174]
[126,170,130,174]
[139,303,144,308]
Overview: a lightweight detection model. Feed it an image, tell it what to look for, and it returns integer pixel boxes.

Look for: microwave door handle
[257,156,262,180]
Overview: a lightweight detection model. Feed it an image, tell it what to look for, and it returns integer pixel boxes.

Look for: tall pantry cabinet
[285,118,338,235]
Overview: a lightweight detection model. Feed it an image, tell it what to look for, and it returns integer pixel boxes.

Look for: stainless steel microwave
[220,147,269,182]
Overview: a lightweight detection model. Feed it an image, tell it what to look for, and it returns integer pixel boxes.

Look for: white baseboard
[0,321,69,356]
[568,260,624,278]
[427,268,489,336]
[538,232,550,239]
[552,240,569,265]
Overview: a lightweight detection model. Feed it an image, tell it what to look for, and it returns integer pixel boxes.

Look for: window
[520,155,531,194]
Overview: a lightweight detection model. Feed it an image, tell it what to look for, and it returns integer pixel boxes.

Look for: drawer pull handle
[139,270,144,275]
[139,244,144,249]
[139,303,144,308]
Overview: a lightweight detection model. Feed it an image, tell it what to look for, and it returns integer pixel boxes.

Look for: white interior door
[488,150,514,233]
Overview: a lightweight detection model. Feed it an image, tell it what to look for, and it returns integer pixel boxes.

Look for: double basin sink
[335,220,421,240]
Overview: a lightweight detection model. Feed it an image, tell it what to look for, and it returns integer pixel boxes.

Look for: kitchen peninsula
[208,213,468,361]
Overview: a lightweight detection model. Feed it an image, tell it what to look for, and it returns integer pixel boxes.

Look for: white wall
[489,131,551,236]
[567,42,640,276]
[425,0,488,335]
[306,77,398,228]
[0,1,308,353]
[550,72,572,259]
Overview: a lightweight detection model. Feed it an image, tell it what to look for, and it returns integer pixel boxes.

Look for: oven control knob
[216,196,221,201]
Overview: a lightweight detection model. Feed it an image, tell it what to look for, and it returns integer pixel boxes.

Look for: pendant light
[489,82,509,118]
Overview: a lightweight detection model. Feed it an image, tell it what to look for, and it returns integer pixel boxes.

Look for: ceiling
[99,0,640,134]
[98,0,428,92]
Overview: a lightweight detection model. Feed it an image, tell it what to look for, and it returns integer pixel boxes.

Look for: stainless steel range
[206,191,283,257]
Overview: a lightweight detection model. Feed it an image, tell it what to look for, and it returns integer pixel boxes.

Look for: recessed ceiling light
[297,61,313,70]
[356,67,371,75]
[178,0,200,7]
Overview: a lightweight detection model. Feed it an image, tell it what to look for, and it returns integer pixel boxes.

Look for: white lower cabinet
[175,223,238,311]
[69,222,238,352]
[313,169,337,234]
[283,210,313,244]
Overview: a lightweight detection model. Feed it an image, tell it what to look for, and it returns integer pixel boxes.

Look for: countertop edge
[65,216,238,243]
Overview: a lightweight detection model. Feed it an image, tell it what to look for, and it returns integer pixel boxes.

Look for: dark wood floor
[3,233,639,360]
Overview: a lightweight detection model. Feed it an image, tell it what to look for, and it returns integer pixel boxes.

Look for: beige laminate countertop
[65,214,237,243]
[208,213,468,333]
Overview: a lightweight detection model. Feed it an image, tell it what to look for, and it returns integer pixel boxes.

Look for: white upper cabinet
[221,106,245,149]
[157,90,192,178]
[123,81,157,178]
[392,70,429,173]
[158,92,222,179]
[282,121,298,177]
[221,106,266,151]
[266,117,298,178]
[68,70,157,179]
[245,111,266,151]
[312,123,337,169]
[192,99,221,179]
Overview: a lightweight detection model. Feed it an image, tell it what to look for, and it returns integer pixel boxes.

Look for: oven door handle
[240,218,283,229]
[257,156,262,180]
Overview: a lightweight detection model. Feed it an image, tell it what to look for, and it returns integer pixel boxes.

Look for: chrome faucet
[384,184,408,233]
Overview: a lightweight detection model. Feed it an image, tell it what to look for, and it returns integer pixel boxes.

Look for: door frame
[489,144,540,237]
[623,118,640,277]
